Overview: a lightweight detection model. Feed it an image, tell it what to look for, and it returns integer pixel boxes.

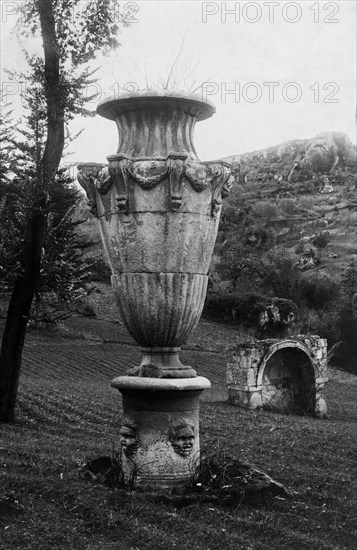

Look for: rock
[315,397,328,418]
[321,184,334,194]
[297,255,318,271]
[153,456,292,507]
[81,456,116,485]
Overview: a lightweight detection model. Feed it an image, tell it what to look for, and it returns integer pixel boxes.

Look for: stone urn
[77,91,233,487]
[78,91,233,378]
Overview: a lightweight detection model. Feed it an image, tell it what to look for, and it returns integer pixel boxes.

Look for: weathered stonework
[227,336,328,418]
[112,376,210,488]
[78,92,230,488]
[77,92,234,378]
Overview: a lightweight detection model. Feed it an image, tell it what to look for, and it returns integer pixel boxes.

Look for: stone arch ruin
[226,336,328,417]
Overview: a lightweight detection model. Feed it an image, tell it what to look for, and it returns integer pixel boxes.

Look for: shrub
[299,196,314,210]
[203,290,298,337]
[215,240,265,292]
[311,232,330,258]
[253,201,278,220]
[86,254,111,282]
[262,251,301,302]
[299,273,339,319]
[279,198,296,215]
[294,241,306,255]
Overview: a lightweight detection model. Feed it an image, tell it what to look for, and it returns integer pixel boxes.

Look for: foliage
[204,290,298,337]
[16,0,130,121]
[0,0,130,422]
[311,232,330,258]
[215,241,265,293]
[0,182,29,288]
[253,201,278,220]
[86,254,111,283]
[308,146,336,175]
[294,241,305,255]
[262,251,301,302]
[40,181,94,299]
[0,110,93,300]
[279,198,296,216]
[299,273,339,319]
[299,196,314,210]
[329,262,357,374]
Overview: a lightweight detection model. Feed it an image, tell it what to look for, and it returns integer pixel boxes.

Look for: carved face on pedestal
[169,423,195,458]
[120,421,138,457]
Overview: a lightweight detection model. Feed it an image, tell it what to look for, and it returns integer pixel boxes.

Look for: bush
[311,232,330,258]
[294,241,306,255]
[279,198,296,215]
[262,251,301,302]
[299,196,314,210]
[215,240,265,292]
[203,290,298,337]
[87,255,111,282]
[253,201,278,220]
[299,273,339,319]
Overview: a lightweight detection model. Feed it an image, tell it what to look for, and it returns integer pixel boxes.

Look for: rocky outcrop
[223,132,356,186]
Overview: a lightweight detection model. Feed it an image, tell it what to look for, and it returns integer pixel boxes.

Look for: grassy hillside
[1,292,356,550]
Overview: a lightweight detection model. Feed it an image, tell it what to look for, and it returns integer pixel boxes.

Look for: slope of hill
[221,131,357,278]
[73,132,357,284]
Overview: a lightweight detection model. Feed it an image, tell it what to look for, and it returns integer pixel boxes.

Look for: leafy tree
[299,274,339,319]
[215,239,266,293]
[0,0,130,422]
[262,251,301,302]
[253,200,278,220]
[309,146,336,176]
[0,104,89,298]
[312,232,330,260]
[279,198,296,216]
[331,263,357,374]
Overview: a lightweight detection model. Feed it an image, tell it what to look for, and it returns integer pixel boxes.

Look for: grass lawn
[0,306,356,549]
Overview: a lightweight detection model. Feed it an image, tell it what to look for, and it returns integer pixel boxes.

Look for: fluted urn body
[78,92,233,377]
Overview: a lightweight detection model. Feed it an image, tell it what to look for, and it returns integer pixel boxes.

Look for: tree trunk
[0,0,64,422]
[0,206,47,421]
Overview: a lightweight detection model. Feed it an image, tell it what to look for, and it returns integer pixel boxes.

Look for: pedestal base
[127,347,197,378]
[111,376,211,489]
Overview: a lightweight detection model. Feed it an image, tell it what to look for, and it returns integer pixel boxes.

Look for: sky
[0,0,356,164]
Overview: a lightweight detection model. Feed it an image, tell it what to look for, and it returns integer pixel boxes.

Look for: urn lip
[97,90,215,122]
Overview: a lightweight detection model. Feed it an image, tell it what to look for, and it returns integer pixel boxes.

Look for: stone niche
[226,336,328,418]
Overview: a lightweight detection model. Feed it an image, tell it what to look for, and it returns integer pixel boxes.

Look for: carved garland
[77,155,234,217]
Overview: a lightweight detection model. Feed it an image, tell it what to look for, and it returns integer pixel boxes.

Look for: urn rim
[97,90,215,122]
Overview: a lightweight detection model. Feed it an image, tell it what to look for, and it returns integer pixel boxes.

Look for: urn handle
[209,162,235,217]
[77,163,108,216]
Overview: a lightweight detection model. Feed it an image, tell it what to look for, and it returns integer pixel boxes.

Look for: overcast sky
[1,0,356,163]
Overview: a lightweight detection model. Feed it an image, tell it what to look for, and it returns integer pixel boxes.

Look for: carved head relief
[119,419,139,457]
[169,423,195,458]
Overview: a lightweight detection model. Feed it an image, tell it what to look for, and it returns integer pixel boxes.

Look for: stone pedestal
[111,376,211,488]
